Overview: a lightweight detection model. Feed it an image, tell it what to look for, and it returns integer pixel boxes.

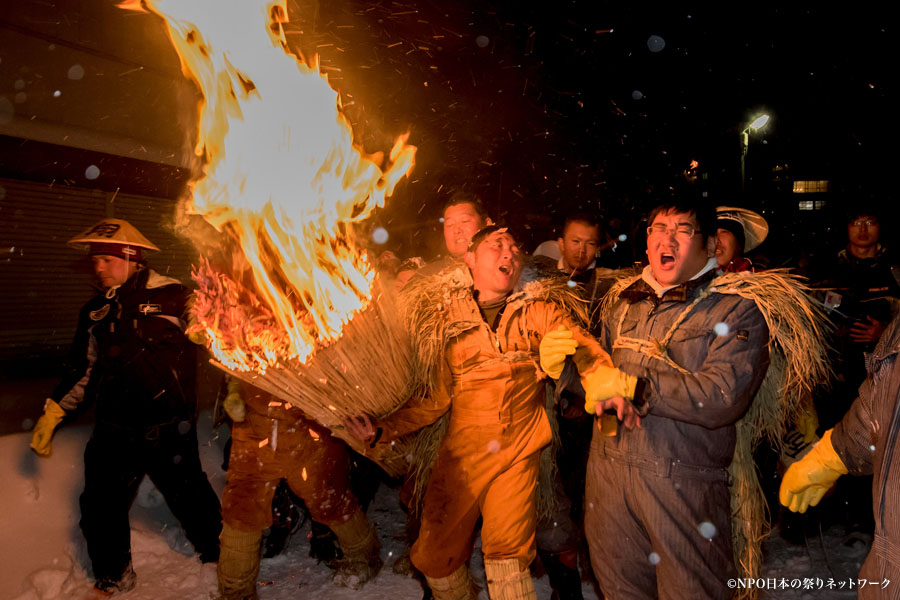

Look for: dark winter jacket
[833,315,900,595]
[51,268,198,430]
[598,268,770,471]
[817,244,900,354]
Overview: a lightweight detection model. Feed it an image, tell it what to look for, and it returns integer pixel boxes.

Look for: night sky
[1,1,896,263]
[275,1,898,263]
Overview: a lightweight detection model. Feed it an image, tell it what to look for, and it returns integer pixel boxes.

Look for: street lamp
[741,114,770,193]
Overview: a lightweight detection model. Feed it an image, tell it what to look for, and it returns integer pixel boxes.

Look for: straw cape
[601,269,832,599]
[396,261,588,515]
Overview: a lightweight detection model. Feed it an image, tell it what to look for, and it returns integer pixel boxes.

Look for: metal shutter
[0,178,198,361]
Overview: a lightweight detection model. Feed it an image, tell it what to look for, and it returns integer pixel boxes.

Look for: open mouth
[660,253,675,266]
[498,265,511,274]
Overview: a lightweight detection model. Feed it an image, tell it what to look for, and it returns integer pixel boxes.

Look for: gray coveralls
[585,271,769,599]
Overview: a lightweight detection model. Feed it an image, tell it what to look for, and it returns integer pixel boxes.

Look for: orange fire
[121,0,415,371]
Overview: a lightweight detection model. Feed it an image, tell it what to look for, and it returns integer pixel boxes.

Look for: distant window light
[793,180,830,193]
[798,199,828,211]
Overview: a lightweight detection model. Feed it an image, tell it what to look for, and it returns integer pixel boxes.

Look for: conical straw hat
[716,206,769,253]
[68,218,160,252]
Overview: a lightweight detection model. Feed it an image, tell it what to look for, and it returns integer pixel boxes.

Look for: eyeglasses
[646,223,698,240]
[850,219,878,227]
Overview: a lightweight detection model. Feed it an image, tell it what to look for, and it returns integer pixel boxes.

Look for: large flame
[122,0,415,370]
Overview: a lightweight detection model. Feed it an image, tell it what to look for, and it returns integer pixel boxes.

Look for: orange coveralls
[222,383,358,532]
[375,291,612,578]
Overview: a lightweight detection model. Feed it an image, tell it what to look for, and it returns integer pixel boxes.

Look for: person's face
[646,210,715,286]
[557,221,600,273]
[715,228,741,267]
[92,254,136,288]
[848,215,880,249]
[465,231,524,302]
[443,202,485,258]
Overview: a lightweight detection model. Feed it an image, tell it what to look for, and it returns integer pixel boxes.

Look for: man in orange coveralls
[218,380,381,599]
[346,225,641,600]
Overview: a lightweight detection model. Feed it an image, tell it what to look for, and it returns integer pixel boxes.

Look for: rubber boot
[424,563,477,600]
[330,509,383,589]
[262,481,302,559]
[484,558,537,600]
[309,520,341,564]
[539,549,584,600]
[217,523,262,600]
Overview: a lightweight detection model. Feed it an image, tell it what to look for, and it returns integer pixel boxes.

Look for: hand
[540,326,578,379]
[223,392,246,422]
[593,397,642,430]
[849,316,885,344]
[583,365,638,413]
[344,414,377,444]
[187,329,209,345]
[377,250,402,274]
[779,429,848,513]
[185,311,209,345]
[560,399,586,420]
[30,399,66,456]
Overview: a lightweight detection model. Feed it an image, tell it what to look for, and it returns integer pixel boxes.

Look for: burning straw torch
[121,0,418,475]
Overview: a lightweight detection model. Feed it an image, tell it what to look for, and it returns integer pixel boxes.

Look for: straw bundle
[195,264,417,477]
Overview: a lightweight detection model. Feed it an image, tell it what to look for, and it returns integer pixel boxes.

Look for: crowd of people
[29,192,900,599]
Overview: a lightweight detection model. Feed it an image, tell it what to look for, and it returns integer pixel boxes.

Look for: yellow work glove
[223,377,246,422]
[779,429,848,513]
[185,305,209,346]
[30,399,66,457]
[187,329,208,345]
[540,326,578,379]
[583,366,638,415]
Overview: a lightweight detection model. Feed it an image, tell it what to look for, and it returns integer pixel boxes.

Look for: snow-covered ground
[1,411,873,600]
[2,413,593,600]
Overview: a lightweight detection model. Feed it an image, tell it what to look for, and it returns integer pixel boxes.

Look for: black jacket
[52,268,198,430]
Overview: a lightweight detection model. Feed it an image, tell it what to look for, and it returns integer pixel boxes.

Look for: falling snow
[647,35,666,53]
[698,520,717,540]
[67,64,85,80]
[372,227,389,244]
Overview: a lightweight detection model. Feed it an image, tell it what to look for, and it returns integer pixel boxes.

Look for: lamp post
[741,114,770,194]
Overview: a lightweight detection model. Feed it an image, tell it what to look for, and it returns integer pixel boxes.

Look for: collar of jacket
[102,266,150,298]
[837,243,887,266]
[619,269,717,304]
[447,287,526,335]
[442,272,582,337]
[443,293,484,338]
[103,268,183,300]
